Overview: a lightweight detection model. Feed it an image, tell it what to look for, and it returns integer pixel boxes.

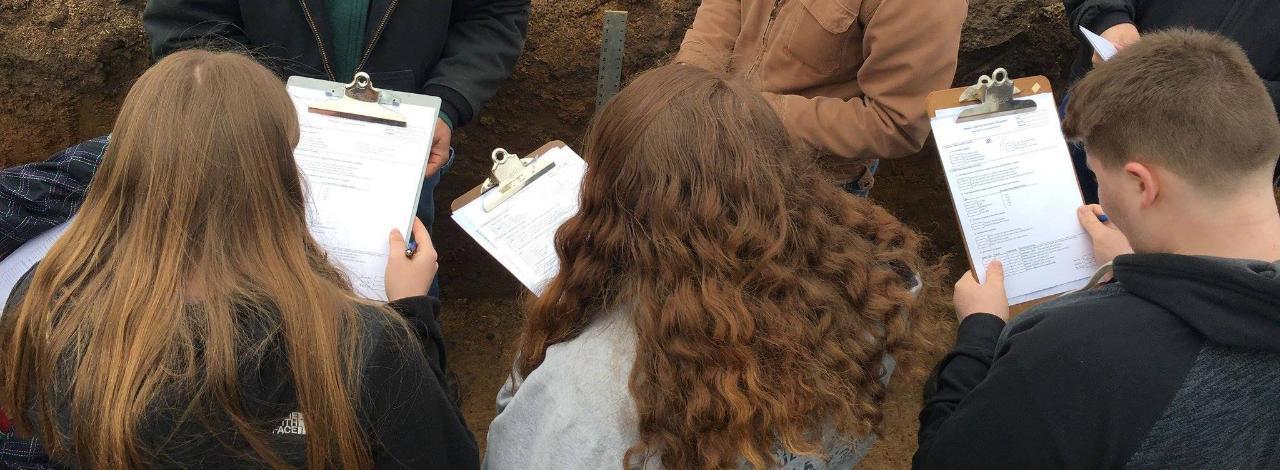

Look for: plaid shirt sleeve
[0,136,108,260]
[0,431,54,470]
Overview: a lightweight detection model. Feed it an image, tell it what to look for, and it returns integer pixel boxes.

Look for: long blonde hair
[0,50,398,468]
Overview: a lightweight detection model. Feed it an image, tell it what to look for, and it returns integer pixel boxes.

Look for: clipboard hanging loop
[480,148,557,212]
[956,67,1037,123]
[344,72,382,103]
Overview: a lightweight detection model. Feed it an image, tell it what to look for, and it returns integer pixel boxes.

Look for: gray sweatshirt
[483,308,889,469]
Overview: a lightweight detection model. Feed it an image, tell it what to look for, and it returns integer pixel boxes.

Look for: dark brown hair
[1064,29,1280,189]
[0,50,408,469]
[514,64,934,468]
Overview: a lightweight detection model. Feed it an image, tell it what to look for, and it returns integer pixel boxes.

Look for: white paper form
[452,146,586,295]
[287,87,436,301]
[0,222,71,306]
[933,93,1096,304]
[1080,26,1118,61]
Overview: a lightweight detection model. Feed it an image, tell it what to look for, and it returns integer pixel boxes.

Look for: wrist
[1088,12,1133,35]
[954,313,1006,354]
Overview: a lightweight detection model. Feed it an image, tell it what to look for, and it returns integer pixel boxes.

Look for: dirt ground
[0,1,1075,467]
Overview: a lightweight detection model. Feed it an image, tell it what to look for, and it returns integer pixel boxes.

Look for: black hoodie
[913,254,1280,469]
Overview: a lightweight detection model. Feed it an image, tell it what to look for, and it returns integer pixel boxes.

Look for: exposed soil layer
[0,1,1075,467]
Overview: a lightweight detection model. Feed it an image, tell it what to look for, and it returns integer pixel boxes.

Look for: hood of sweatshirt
[1114,253,1280,352]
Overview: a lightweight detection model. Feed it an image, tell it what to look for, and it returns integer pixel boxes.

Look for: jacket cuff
[1087,11,1133,35]
[954,313,1006,357]
[387,295,442,321]
[424,84,473,129]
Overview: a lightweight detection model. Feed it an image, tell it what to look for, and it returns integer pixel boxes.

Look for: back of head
[0,50,381,469]
[517,64,932,468]
[1064,29,1280,192]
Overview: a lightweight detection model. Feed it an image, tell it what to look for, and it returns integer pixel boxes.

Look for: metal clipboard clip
[955,68,1038,123]
[479,148,557,212]
[308,72,408,127]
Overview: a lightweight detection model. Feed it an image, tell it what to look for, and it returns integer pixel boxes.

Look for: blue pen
[1097,214,1109,223]
[405,240,417,257]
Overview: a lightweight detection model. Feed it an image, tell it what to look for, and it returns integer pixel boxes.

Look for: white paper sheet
[1080,26,1118,62]
[0,222,71,306]
[932,93,1096,304]
[288,86,437,301]
[452,145,586,295]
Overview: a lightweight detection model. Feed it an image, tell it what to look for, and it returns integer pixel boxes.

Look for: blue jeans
[842,160,881,198]
[1059,94,1100,204]
[416,147,455,298]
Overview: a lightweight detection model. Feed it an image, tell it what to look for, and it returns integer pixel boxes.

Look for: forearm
[387,295,449,386]
[917,313,1005,444]
[673,0,742,72]
[0,137,106,259]
[763,92,932,168]
[427,0,531,127]
[1064,0,1136,34]
[761,0,964,169]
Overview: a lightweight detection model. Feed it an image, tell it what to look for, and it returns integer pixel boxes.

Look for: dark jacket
[143,0,531,128]
[914,254,1280,469]
[0,270,478,469]
[1065,0,1280,116]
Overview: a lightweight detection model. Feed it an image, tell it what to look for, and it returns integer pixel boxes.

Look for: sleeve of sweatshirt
[1064,0,1137,36]
[761,0,967,166]
[387,296,449,389]
[673,0,742,73]
[912,313,1065,469]
[0,136,107,260]
[364,296,479,469]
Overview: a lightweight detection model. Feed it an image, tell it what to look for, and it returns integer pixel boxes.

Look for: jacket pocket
[780,0,863,75]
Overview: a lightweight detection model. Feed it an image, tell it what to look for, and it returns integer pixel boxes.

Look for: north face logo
[274,412,306,435]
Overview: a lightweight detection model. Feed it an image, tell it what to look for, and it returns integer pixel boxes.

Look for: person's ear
[1123,161,1159,208]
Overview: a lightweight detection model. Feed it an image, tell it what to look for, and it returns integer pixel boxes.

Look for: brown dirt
[0,0,148,167]
[0,0,1076,467]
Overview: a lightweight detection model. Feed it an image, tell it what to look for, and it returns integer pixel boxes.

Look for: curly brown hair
[514,64,933,469]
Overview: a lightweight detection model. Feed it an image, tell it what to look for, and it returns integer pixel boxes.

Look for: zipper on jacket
[297,0,338,81]
[355,0,400,74]
[748,0,785,78]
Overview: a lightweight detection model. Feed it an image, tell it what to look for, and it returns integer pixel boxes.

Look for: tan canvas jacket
[675,0,967,182]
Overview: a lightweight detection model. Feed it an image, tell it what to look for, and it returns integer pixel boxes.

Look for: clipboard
[927,69,1090,316]
[449,140,587,295]
[289,72,442,127]
[287,72,442,239]
[450,140,568,213]
[284,73,442,300]
[926,69,1051,120]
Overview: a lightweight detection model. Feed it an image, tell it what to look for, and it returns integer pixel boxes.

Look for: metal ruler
[596,10,628,110]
